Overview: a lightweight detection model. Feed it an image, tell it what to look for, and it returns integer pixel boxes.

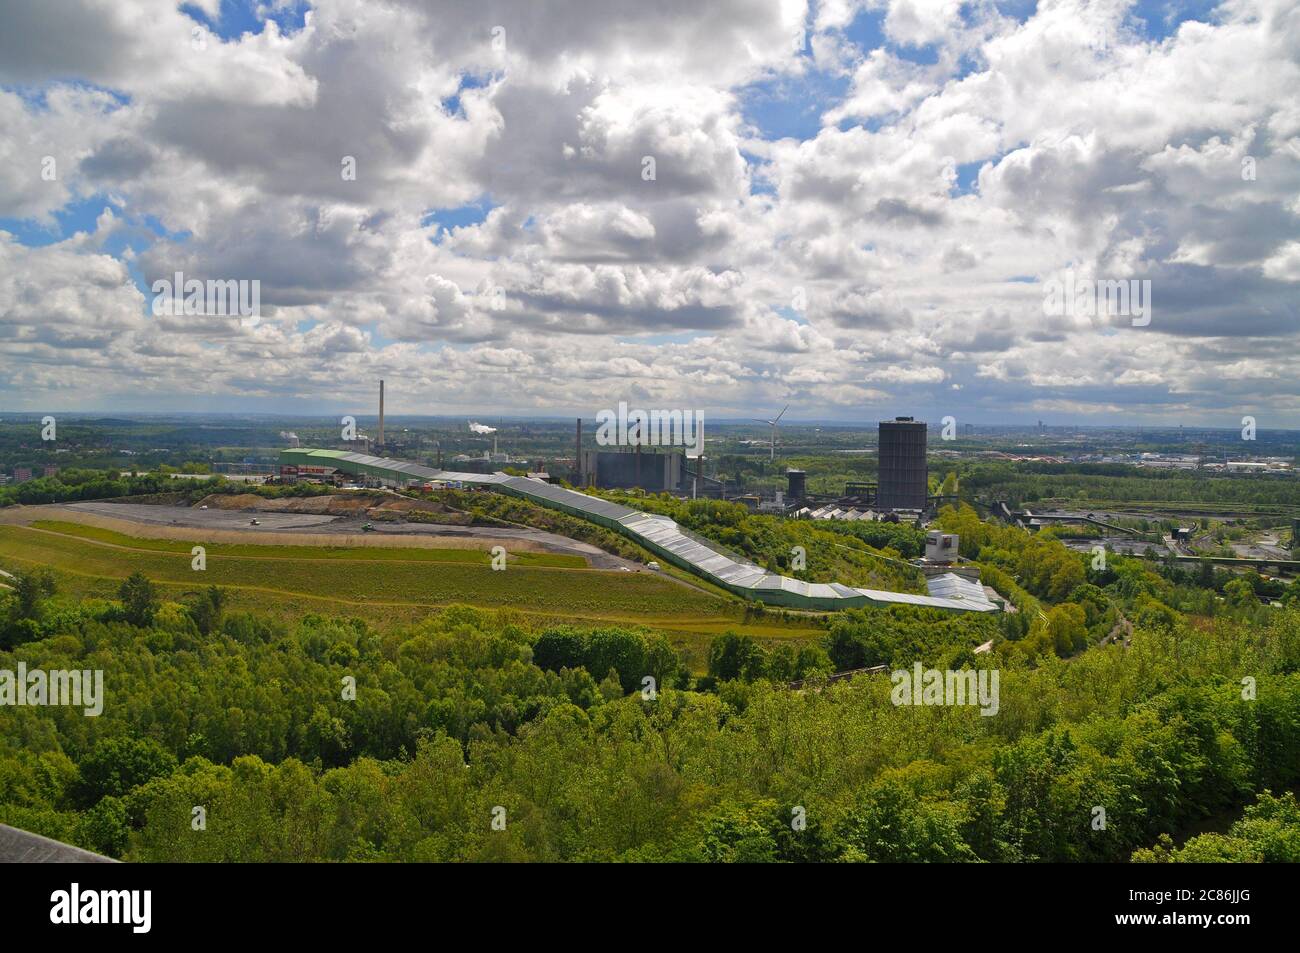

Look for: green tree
[0,567,56,648]
[74,737,177,807]
[11,568,56,621]
[1045,603,1088,656]
[707,632,767,682]
[187,585,227,636]
[1224,578,1256,609]
[118,571,159,627]
[78,795,129,858]
[838,779,977,863]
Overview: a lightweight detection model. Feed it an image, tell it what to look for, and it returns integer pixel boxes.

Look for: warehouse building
[576,447,685,491]
[279,448,998,613]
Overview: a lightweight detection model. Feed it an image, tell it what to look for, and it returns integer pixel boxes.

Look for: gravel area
[12,501,643,571]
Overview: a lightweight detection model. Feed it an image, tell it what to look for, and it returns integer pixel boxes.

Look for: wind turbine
[755,404,789,461]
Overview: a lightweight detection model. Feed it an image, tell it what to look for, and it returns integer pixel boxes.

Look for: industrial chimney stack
[575,418,583,486]
[378,380,385,449]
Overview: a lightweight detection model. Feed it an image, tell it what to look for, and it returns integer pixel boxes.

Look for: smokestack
[378,380,385,449]
[576,418,582,486]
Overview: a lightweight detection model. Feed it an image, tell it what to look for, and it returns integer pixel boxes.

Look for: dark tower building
[786,469,807,501]
[877,417,928,510]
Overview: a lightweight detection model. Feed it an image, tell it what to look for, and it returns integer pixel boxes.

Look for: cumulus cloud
[0,0,1296,422]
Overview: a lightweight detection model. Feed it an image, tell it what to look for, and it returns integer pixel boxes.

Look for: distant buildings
[12,467,32,483]
[1132,452,1293,473]
[796,504,877,521]
[577,448,684,492]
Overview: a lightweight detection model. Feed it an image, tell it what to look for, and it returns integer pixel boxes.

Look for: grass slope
[0,524,824,668]
[28,520,586,567]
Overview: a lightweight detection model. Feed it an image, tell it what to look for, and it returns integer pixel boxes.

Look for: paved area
[5,501,645,572]
[67,501,339,530]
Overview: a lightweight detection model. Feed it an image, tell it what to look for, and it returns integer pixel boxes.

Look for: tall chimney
[378,379,385,449]
[576,418,582,486]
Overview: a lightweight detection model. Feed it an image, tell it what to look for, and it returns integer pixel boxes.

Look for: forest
[2,532,1298,861]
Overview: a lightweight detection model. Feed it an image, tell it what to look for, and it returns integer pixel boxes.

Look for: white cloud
[0,0,1296,422]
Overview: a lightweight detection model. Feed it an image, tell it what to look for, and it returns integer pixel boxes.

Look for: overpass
[991,502,1145,536]
[1162,553,1300,573]
[1018,509,1144,536]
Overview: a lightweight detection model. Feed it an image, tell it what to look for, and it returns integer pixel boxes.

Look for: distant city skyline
[0,404,1296,435]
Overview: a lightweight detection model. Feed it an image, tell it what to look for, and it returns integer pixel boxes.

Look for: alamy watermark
[0,664,103,716]
[1042,273,1151,327]
[890,663,999,716]
[151,271,261,326]
[50,883,150,933]
[595,401,704,456]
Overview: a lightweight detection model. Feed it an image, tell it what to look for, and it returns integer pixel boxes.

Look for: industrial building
[786,469,807,500]
[925,532,959,563]
[577,448,684,492]
[796,504,878,521]
[877,416,928,510]
[278,448,997,614]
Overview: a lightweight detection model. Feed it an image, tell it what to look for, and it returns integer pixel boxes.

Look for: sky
[0,0,1297,425]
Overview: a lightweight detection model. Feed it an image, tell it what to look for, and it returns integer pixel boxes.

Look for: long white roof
[283,449,998,613]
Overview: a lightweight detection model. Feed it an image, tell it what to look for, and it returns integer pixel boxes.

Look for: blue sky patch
[442,72,494,118]
[954,160,983,195]
[423,198,499,241]
[740,69,851,141]
[990,0,1039,24]
[741,151,777,196]
[1130,1,1222,41]
[180,0,310,41]
[893,43,941,66]
[3,82,131,113]
[843,8,887,52]
[0,195,120,247]
[0,197,189,249]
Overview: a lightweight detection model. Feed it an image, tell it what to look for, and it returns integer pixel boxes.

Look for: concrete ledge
[0,824,118,863]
